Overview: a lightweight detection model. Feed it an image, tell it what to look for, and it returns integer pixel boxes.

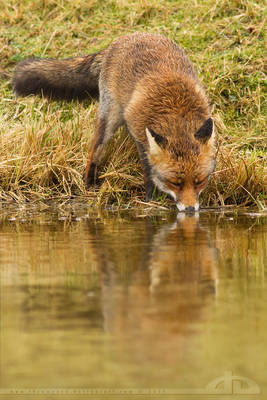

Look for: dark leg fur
[135,141,156,201]
[85,162,99,186]
[145,181,156,202]
[84,91,123,188]
[84,117,106,187]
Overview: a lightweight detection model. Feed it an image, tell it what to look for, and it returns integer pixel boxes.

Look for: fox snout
[175,186,200,212]
[176,202,199,213]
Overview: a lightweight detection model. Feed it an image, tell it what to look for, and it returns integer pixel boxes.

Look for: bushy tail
[13,51,104,101]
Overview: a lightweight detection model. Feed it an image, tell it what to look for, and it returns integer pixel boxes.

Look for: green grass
[0,0,266,208]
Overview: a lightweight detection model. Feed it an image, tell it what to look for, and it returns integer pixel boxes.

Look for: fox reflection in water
[87,214,217,357]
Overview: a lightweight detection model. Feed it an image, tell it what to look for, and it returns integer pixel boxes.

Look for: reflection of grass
[0,0,265,207]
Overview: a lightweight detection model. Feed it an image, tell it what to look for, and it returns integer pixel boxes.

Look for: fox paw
[84,163,99,188]
[145,181,156,202]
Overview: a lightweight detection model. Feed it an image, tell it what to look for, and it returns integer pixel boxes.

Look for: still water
[0,205,266,399]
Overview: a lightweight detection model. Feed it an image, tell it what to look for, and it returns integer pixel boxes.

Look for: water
[0,205,266,399]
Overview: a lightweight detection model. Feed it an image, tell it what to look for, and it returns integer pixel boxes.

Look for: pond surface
[0,205,266,399]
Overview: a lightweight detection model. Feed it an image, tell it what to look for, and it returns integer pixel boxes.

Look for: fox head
[145,118,216,212]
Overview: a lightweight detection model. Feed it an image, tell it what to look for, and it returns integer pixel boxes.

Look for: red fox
[13,33,216,211]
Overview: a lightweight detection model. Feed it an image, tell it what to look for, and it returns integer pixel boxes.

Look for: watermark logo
[0,371,260,396]
[206,370,260,395]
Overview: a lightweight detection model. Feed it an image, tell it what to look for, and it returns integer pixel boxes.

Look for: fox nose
[185,206,195,213]
[176,202,199,212]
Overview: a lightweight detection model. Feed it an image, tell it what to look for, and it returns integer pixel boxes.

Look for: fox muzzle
[176,202,199,212]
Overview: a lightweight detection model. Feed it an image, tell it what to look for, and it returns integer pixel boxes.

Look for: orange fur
[13,33,216,210]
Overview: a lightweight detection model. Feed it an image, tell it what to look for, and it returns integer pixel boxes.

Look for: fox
[13,32,216,211]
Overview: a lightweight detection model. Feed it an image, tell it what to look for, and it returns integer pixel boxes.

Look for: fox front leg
[145,180,156,202]
[84,117,106,187]
[135,141,156,202]
[84,93,123,188]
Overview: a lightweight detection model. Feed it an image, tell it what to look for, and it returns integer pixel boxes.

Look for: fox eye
[167,179,182,187]
[195,176,208,186]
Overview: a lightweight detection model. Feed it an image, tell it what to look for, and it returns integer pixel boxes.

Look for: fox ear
[145,128,164,155]
[146,127,167,155]
[194,118,214,143]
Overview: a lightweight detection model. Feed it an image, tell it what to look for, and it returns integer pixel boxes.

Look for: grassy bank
[0,0,266,208]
